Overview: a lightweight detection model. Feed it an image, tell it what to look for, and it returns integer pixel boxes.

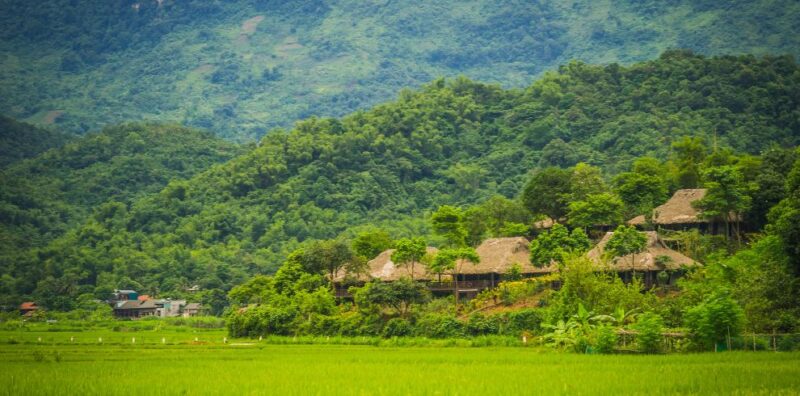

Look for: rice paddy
[1,330,799,395]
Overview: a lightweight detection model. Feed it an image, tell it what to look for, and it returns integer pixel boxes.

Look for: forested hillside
[0,116,72,167]
[3,52,799,309]
[0,123,243,293]
[0,0,799,140]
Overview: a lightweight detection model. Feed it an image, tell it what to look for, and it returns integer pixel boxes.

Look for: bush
[506,309,544,334]
[684,290,744,351]
[594,325,618,354]
[632,312,663,354]
[415,314,464,338]
[466,313,501,336]
[382,318,413,338]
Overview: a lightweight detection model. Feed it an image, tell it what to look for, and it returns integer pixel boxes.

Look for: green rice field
[1,331,799,395]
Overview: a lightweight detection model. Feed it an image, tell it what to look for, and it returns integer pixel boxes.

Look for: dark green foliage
[521,167,572,221]
[415,314,465,338]
[382,318,413,338]
[0,116,72,167]
[352,229,393,260]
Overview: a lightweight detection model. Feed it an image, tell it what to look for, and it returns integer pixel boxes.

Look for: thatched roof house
[586,231,699,272]
[334,247,440,282]
[628,189,709,226]
[458,237,556,275]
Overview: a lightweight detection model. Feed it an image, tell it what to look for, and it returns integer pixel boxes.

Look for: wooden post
[773,329,777,352]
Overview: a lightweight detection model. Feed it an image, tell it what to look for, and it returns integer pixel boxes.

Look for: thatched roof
[334,247,440,282]
[586,231,700,272]
[628,189,709,225]
[458,237,557,275]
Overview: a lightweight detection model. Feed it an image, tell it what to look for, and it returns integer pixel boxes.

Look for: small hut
[586,231,700,287]
[627,189,738,234]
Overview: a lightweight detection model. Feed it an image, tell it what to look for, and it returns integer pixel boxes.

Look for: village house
[334,238,557,299]
[113,299,157,319]
[182,303,203,317]
[627,189,740,235]
[19,301,38,317]
[586,231,700,288]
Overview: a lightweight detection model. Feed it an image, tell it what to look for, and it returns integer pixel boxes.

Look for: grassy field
[1,332,799,395]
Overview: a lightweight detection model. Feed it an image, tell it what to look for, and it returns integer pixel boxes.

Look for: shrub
[632,312,664,354]
[594,325,618,354]
[466,313,501,336]
[382,318,413,338]
[506,309,544,334]
[684,290,744,351]
[415,313,464,338]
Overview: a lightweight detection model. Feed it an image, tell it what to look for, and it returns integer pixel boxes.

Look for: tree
[431,205,467,248]
[353,279,430,318]
[290,239,365,289]
[605,225,648,275]
[432,247,480,304]
[614,157,669,217]
[672,136,707,188]
[569,163,606,201]
[352,229,393,260]
[632,312,664,354]
[567,193,624,229]
[521,167,572,222]
[391,237,427,281]
[529,224,590,267]
[694,166,753,241]
[684,289,744,351]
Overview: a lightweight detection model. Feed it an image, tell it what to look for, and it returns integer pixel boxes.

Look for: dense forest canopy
[2,52,799,312]
[0,123,243,293]
[0,0,799,140]
[0,116,72,167]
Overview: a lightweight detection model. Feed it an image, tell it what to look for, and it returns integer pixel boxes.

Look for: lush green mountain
[0,123,243,279]
[5,52,798,308]
[0,116,72,167]
[1,0,799,140]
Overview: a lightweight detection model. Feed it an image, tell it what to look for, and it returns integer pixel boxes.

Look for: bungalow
[455,237,557,299]
[586,231,700,288]
[627,189,739,235]
[182,303,202,317]
[153,299,187,318]
[334,238,556,299]
[113,299,157,319]
[19,301,38,316]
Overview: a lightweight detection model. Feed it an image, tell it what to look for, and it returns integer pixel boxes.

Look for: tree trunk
[411,261,415,281]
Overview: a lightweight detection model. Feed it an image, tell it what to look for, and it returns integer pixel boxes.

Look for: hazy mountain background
[1,0,799,141]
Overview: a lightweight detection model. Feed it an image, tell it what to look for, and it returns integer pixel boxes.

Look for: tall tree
[694,166,753,241]
[431,205,467,248]
[567,193,624,229]
[605,225,648,276]
[432,247,480,304]
[672,136,707,188]
[529,224,590,267]
[521,167,572,222]
[391,237,427,281]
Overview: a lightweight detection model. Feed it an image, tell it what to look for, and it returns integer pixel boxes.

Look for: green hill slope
[0,116,72,167]
[0,123,242,275]
[5,52,797,305]
[0,0,798,140]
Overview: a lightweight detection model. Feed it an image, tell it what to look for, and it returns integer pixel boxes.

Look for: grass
[1,330,799,395]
